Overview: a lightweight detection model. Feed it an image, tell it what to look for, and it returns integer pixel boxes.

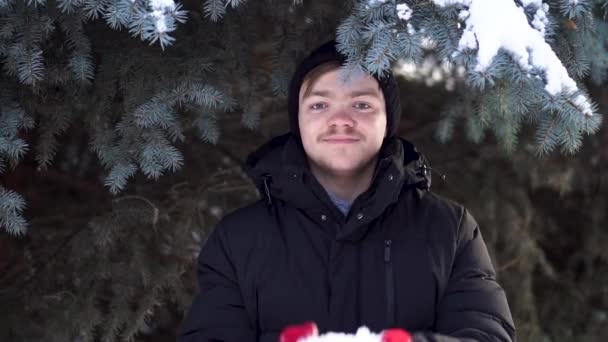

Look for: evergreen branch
[24,0,47,7]
[364,27,396,77]
[35,109,71,170]
[16,46,45,85]
[535,115,559,156]
[395,29,422,63]
[581,112,603,135]
[557,0,593,20]
[203,0,226,22]
[465,112,485,143]
[90,214,117,249]
[104,0,136,30]
[0,186,27,235]
[57,0,85,14]
[133,98,175,129]
[336,15,362,58]
[421,4,461,61]
[105,162,138,194]
[194,114,220,144]
[68,54,95,83]
[120,282,165,341]
[100,298,130,342]
[226,0,244,8]
[559,126,582,155]
[241,110,260,130]
[83,0,109,20]
[112,195,159,228]
[0,100,34,172]
[185,83,235,110]
[0,137,27,166]
[138,136,184,178]
[435,113,455,144]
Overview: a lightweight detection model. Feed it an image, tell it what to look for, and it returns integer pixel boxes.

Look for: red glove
[382,328,413,342]
[279,321,412,342]
[279,321,318,342]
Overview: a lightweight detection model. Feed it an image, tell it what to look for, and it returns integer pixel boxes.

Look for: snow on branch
[140,0,188,48]
[148,0,178,33]
[100,0,188,49]
[432,0,594,117]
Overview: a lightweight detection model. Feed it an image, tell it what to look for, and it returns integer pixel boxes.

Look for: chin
[318,159,368,176]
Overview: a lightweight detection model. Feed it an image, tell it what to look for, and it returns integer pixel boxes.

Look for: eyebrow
[349,88,382,98]
[303,88,381,100]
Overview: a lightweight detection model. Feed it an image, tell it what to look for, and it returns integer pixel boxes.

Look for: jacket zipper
[384,239,395,328]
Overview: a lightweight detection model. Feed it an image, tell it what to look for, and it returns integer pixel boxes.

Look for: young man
[178,41,515,342]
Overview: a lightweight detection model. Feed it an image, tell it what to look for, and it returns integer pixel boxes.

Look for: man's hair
[300,61,342,99]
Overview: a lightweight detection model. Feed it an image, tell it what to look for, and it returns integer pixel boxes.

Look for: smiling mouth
[323,137,360,144]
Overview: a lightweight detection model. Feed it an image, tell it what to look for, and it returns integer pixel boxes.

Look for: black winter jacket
[178,133,515,342]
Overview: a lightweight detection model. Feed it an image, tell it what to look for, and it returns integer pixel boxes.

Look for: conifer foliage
[1,0,606,233]
[1,1,607,341]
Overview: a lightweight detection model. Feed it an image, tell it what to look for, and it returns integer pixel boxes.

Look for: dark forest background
[0,1,607,341]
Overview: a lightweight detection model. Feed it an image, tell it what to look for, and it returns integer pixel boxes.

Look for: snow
[407,23,416,35]
[396,4,412,21]
[149,0,174,9]
[573,94,592,115]
[520,0,542,6]
[531,9,547,36]
[148,0,176,33]
[458,10,469,21]
[433,0,471,6]
[301,327,381,342]
[433,0,594,116]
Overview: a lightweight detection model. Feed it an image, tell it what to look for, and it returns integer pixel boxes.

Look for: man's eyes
[354,102,371,110]
[309,102,373,110]
[310,102,328,110]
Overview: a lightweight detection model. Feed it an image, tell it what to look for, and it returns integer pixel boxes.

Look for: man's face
[298,67,387,176]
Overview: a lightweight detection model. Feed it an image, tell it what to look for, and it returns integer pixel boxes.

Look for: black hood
[287,41,402,140]
[244,134,432,214]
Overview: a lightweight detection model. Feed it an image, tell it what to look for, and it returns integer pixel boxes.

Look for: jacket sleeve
[414,209,516,342]
[177,222,257,342]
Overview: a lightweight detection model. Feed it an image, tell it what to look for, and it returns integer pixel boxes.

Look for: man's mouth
[323,136,360,144]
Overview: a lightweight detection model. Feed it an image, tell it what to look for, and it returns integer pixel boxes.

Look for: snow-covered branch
[432,0,594,116]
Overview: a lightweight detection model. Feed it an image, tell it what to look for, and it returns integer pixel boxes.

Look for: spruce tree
[1,1,607,341]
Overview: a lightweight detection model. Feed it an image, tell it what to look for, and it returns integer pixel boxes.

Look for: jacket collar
[244,133,432,240]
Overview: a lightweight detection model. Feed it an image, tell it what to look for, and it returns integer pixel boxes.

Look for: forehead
[300,66,382,98]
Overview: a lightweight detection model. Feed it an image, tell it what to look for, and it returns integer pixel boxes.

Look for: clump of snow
[149,0,174,9]
[458,10,469,21]
[396,3,412,21]
[433,0,594,116]
[433,0,471,6]
[149,0,176,33]
[407,23,416,35]
[368,0,387,6]
[573,94,592,115]
[520,0,543,6]
[300,327,381,342]
[531,4,550,36]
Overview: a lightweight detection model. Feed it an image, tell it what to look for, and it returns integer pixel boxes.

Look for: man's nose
[327,106,356,128]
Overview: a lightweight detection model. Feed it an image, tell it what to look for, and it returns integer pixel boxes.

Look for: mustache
[318,128,364,141]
